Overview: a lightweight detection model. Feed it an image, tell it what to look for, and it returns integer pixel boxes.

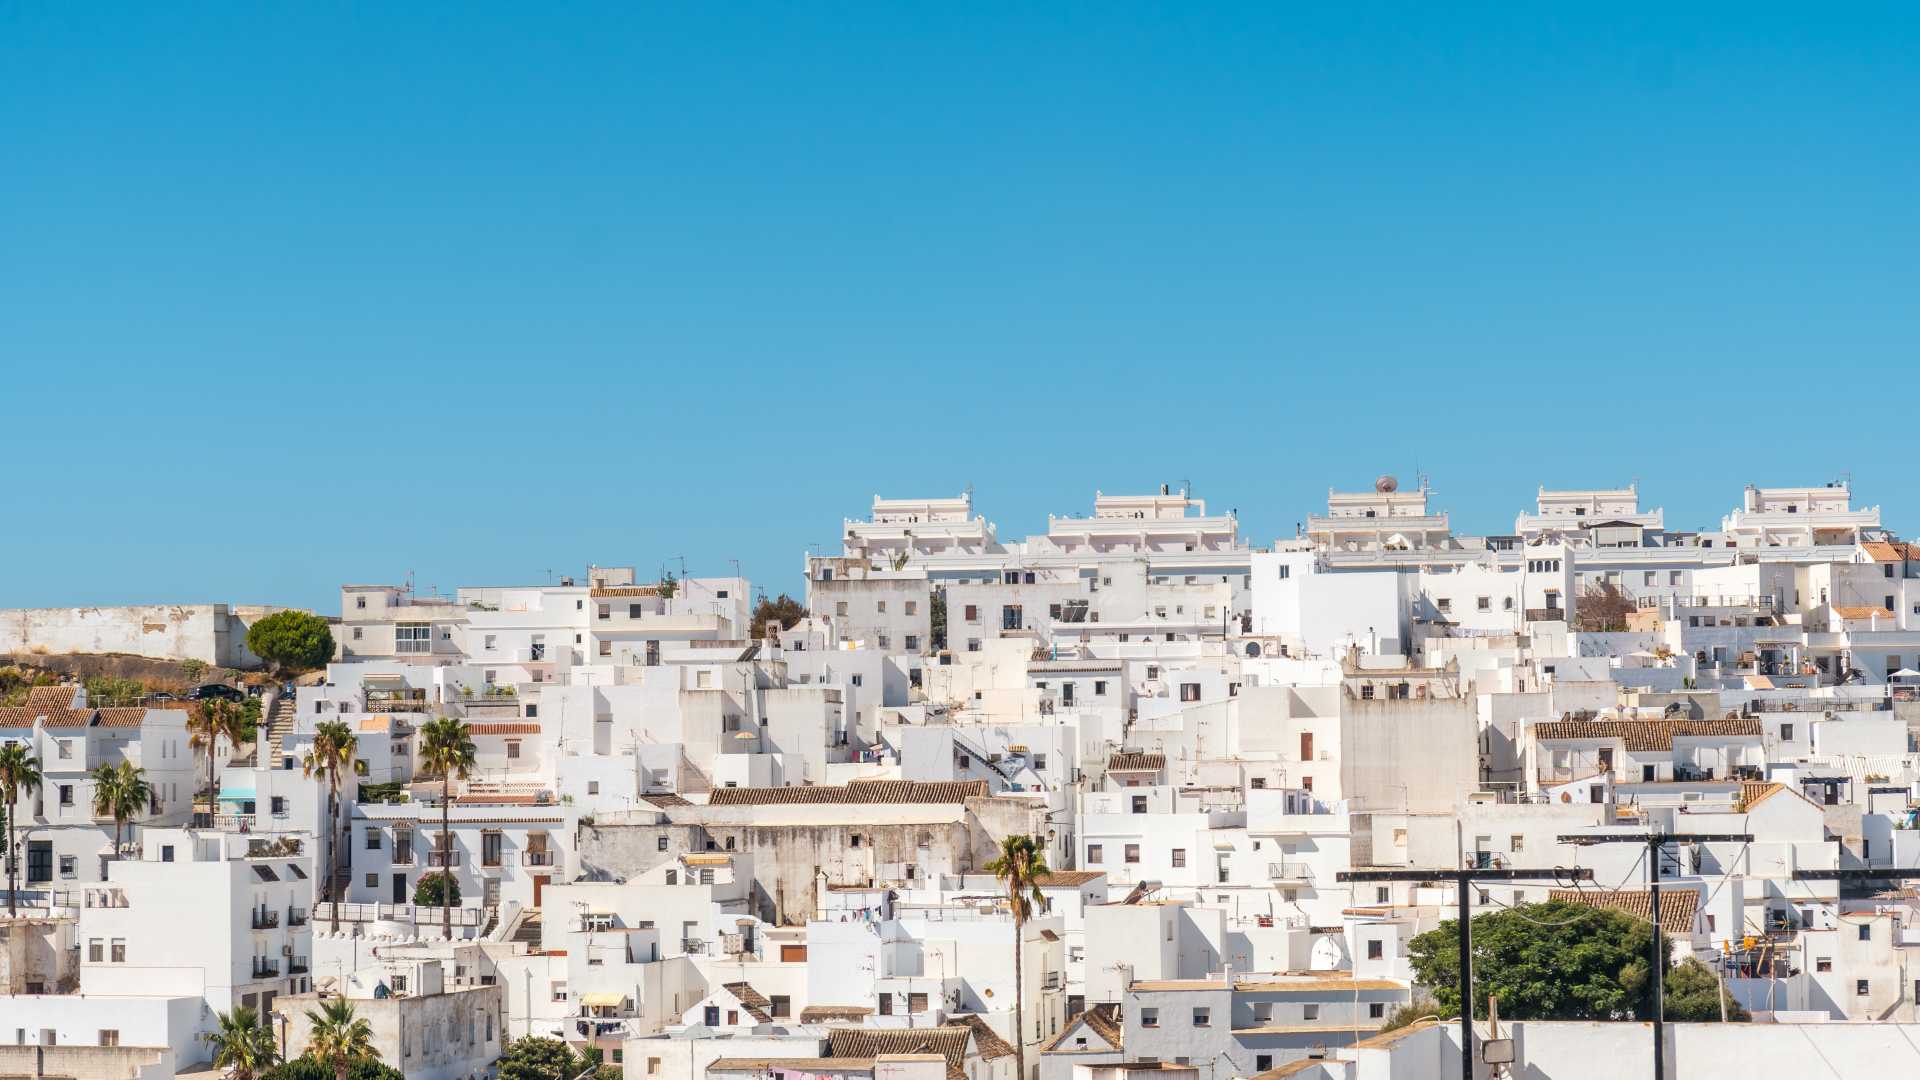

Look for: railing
[312,901,485,926]
[288,956,310,974]
[426,851,462,868]
[522,850,557,866]
[1042,972,1062,990]
[683,938,707,954]
[1267,861,1313,881]
[251,909,280,930]
[251,958,280,978]
[287,907,308,927]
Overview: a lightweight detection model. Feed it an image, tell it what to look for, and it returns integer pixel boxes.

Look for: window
[657,836,669,852]
[58,856,75,878]
[1477,596,1490,611]
[835,602,848,617]
[89,939,103,963]
[877,601,888,613]
[1132,795,1148,814]
[1376,886,1390,903]
[965,605,979,622]
[1857,980,1871,996]
[1781,724,1793,741]
[1125,844,1141,864]
[110,939,125,963]
[1860,924,1873,941]
[59,785,72,806]
[905,600,917,615]
[505,740,521,760]
[908,992,928,1014]
[1256,1057,1273,1073]
[98,1030,119,1047]
[1086,844,1103,864]
[770,996,791,1018]
[1369,1003,1386,1019]
[1303,1004,1319,1020]
[1171,849,1186,867]
[1191,1008,1210,1027]
[1367,940,1383,960]
[1299,732,1314,760]
[1002,605,1023,630]
[1094,680,1107,696]
[1180,683,1201,702]
[599,641,612,656]
[1140,1008,1159,1028]
[905,635,919,651]
[1816,957,1833,972]
[1511,834,1525,852]
[1436,598,1451,613]
[366,829,382,850]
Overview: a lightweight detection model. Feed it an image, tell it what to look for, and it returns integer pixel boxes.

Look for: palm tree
[302,720,358,932]
[89,761,151,858]
[304,997,377,1080]
[188,698,243,824]
[204,1004,279,1080]
[986,833,1050,1080]
[0,743,44,917]
[417,716,475,939]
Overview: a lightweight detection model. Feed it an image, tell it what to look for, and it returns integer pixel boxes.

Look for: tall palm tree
[89,761,151,858]
[986,833,1050,1080]
[417,716,475,939]
[204,1004,279,1080]
[302,720,358,933]
[304,997,377,1080]
[0,744,44,917]
[188,698,243,825]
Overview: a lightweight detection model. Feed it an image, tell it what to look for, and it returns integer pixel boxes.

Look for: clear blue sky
[3,5,1914,612]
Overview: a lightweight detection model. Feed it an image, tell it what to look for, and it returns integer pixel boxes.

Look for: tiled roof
[1530,717,1762,751]
[1833,606,1896,622]
[357,717,392,733]
[0,706,99,729]
[706,779,989,806]
[94,708,149,728]
[828,1026,972,1080]
[469,722,540,735]
[1738,781,1785,810]
[722,981,773,1023]
[23,686,79,711]
[799,1005,875,1023]
[1547,888,1699,934]
[958,1015,1015,1060]
[1043,1004,1123,1052]
[1107,752,1165,772]
[591,586,662,598]
[1861,541,1920,563]
[1035,870,1106,887]
[641,794,691,808]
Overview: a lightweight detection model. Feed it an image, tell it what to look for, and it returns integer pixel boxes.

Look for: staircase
[509,908,543,946]
[265,693,298,767]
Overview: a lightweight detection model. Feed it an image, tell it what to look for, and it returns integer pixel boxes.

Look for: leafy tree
[90,760,151,857]
[0,743,43,916]
[246,611,335,674]
[499,1036,587,1080]
[83,674,147,705]
[413,870,461,907]
[189,698,247,820]
[178,658,209,682]
[418,716,475,938]
[929,591,947,650]
[204,1005,279,1080]
[1664,956,1748,1021]
[750,594,807,639]
[985,834,1049,1080]
[1409,902,1653,1020]
[303,998,378,1080]
[658,572,679,599]
[1574,582,1637,632]
[262,1056,404,1080]
[302,720,358,932]
[1378,992,1445,1032]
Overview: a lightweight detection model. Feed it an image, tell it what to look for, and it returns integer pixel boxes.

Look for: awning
[218,788,256,802]
[581,992,627,1008]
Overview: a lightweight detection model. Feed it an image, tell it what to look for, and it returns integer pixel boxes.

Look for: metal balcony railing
[1267,861,1313,881]
[522,850,556,866]
[251,959,280,978]
[426,850,461,868]
[251,909,280,930]
[287,907,308,927]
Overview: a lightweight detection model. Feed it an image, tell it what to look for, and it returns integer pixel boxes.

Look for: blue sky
[2,5,1914,612]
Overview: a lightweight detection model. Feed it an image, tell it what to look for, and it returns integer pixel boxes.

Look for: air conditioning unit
[282,945,294,956]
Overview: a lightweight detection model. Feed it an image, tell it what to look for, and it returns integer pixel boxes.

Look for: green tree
[418,716,475,939]
[0,743,44,917]
[929,591,947,650]
[90,760,151,858]
[1664,956,1749,1021]
[246,611,335,674]
[189,698,247,822]
[750,593,807,639]
[1409,902,1653,1020]
[303,998,378,1080]
[302,720,358,932]
[658,572,679,599]
[985,834,1049,1080]
[263,1055,404,1080]
[1378,992,1445,1033]
[204,1005,279,1080]
[413,870,460,907]
[498,1036,586,1080]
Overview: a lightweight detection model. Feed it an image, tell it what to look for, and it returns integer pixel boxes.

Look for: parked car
[187,683,246,702]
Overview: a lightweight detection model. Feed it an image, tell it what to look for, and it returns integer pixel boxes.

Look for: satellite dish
[1376,475,1399,493]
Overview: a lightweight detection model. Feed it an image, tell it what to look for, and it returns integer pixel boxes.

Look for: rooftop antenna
[543,568,554,585]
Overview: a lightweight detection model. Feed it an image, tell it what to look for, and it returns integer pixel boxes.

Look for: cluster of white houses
[7,478,1920,1078]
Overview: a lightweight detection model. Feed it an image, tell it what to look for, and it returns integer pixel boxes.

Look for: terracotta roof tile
[706,779,989,806]
[1107,752,1165,772]
[722,981,773,1023]
[641,794,691,808]
[1833,606,1897,622]
[591,586,662,598]
[958,1015,1015,1060]
[23,686,79,711]
[1861,542,1920,563]
[799,1005,875,1023]
[1035,870,1106,887]
[828,1026,972,1080]
[1547,888,1698,934]
[1531,717,1761,752]
[1043,1004,1123,1053]
[468,722,540,735]
[94,708,149,729]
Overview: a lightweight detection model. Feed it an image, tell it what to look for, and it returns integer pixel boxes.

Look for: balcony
[1267,861,1314,883]
[426,851,462,868]
[251,959,280,979]
[522,850,557,867]
[287,907,308,927]
[682,938,707,954]
[251,909,280,930]
[288,956,310,974]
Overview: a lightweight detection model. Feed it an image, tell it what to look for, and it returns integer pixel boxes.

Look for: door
[780,944,808,963]
[392,873,407,903]
[26,841,52,885]
[532,875,548,907]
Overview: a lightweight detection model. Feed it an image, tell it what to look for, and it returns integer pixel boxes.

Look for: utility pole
[1338,865,1594,1080]
[1558,832,1752,1079]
